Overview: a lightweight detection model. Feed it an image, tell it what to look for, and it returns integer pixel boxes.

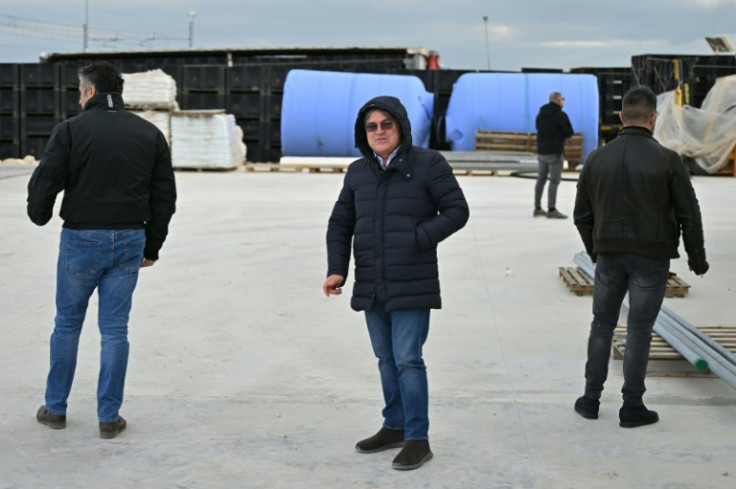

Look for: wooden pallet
[559,267,594,295]
[611,324,736,376]
[475,130,584,169]
[559,268,690,298]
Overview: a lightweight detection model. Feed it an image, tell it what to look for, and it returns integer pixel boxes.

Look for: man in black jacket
[573,86,708,428]
[28,62,176,439]
[535,92,574,218]
[323,96,469,470]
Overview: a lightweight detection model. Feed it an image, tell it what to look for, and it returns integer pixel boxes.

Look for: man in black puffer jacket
[323,96,469,470]
[28,62,176,440]
[573,86,708,428]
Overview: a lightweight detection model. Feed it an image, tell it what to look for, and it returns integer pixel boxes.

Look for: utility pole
[83,0,89,51]
[189,11,196,48]
[482,15,490,71]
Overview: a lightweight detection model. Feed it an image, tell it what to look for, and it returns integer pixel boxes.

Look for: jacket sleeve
[669,155,707,273]
[326,171,356,282]
[559,112,574,138]
[26,122,71,226]
[573,163,596,260]
[144,132,177,260]
[415,153,470,250]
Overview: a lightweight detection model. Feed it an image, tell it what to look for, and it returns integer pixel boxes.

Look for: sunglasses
[365,120,395,132]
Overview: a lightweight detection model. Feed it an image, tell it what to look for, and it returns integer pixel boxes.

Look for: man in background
[28,61,176,439]
[534,91,574,219]
[573,86,708,428]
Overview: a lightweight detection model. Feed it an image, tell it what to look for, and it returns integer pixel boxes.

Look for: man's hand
[323,274,344,297]
[141,258,157,268]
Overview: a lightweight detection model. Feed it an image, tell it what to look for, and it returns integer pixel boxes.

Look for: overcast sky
[1,0,735,71]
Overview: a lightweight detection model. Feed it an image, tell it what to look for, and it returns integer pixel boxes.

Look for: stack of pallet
[475,130,584,169]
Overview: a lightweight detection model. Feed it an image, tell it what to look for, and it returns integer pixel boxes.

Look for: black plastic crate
[21,114,60,135]
[20,88,60,114]
[226,92,262,117]
[0,64,19,87]
[21,135,49,158]
[61,64,80,88]
[61,89,81,118]
[227,66,265,91]
[20,64,59,88]
[182,66,225,91]
[237,117,263,141]
[0,139,20,159]
[180,91,225,110]
[0,114,19,139]
[0,88,18,113]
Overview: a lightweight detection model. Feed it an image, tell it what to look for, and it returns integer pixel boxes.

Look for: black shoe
[392,440,433,470]
[99,416,127,439]
[355,427,405,453]
[574,396,600,420]
[533,208,547,217]
[36,405,66,429]
[619,404,658,428]
[546,209,568,219]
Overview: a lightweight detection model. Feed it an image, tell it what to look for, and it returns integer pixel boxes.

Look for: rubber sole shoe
[36,406,66,429]
[355,427,405,453]
[574,396,600,420]
[99,416,127,439]
[619,405,659,428]
[546,209,568,219]
[392,440,433,470]
[533,209,547,217]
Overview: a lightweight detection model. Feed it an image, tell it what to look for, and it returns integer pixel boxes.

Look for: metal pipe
[660,305,736,367]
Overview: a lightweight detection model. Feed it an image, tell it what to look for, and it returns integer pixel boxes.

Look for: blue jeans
[45,228,145,422]
[584,254,670,406]
[364,302,430,440]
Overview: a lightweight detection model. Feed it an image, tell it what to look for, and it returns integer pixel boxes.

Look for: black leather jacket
[573,126,707,274]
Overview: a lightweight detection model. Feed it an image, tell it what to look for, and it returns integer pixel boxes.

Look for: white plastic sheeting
[654,75,736,174]
[171,110,246,170]
[122,69,179,110]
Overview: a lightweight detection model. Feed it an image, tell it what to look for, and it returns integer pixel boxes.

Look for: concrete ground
[1,164,735,489]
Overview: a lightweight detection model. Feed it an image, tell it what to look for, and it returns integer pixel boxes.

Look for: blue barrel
[281,69,434,157]
[445,72,599,162]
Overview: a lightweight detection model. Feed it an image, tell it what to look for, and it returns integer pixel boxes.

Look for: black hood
[354,95,412,159]
[538,101,562,118]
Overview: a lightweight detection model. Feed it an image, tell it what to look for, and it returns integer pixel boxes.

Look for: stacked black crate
[690,55,736,108]
[572,67,632,143]
[60,64,82,121]
[0,64,20,159]
[631,55,698,104]
[226,64,288,163]
[181,65,225,111]
[19,64,61,159]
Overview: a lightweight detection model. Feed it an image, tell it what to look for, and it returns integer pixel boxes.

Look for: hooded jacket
[326,96,469,312]
[573,126,707,274]
[536,102,574,155]
[27,92,176,260]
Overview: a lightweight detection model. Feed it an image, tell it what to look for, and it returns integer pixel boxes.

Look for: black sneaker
[619,404,659,428]
[546,209,568,219]
[36,405,66,429]
[574,396,600,420]
[533,208,547,217]
[355,427,405,453]
[392,439,433,470]
[99,416,127,439]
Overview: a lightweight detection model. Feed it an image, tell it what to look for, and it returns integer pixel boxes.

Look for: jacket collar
[619,125,653,137]
[83,92,125,111]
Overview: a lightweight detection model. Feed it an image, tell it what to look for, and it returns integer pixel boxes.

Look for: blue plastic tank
[445,72,599,162]
[281,69,434,157]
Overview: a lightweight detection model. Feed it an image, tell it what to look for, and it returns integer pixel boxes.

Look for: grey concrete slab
[1,167,735,488]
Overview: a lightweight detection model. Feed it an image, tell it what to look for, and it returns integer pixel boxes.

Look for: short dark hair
[622,86,657,123]
[78,61,124,93]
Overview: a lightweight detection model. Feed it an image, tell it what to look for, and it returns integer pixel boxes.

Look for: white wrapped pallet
[171,110,245,170]
[131,110,172,147]
[122,69,178,110]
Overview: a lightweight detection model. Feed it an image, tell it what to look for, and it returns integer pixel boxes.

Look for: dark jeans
[584,254,669,406]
